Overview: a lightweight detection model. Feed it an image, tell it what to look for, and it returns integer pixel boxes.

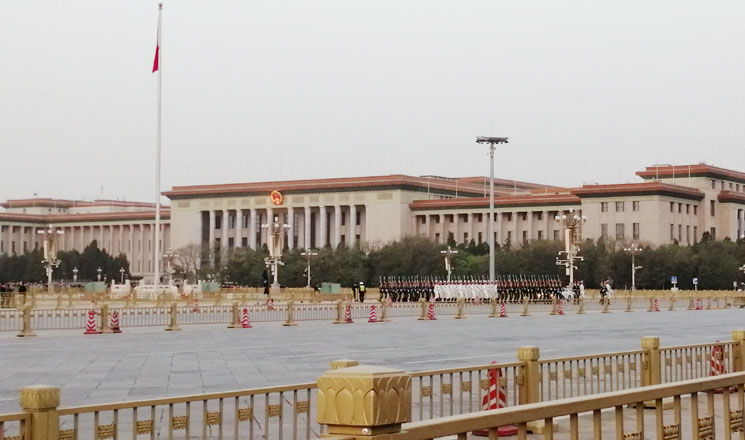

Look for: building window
[711,227,716,240]
[632,201,640,212]
[242,237,248,247]
[356,214,361,226]
[477,213,483,222]
[435,216,440,224]
[522,231,527,242]
[670,202,674,212]
[520,212,527,221]
[633,223,640,240]
[670,224,674,241]
[553,230,559,240]
[228,237,234,248]
[711,179,716,189]
[686,204,690,214]
[601,202,608,213]
[435,233,440,242]
[420,216,426,224]
[601,223,608,238]
[463,232,469,243]
[537,212,543,221]
[730,182,734,190]
[462,214,468,223]
[615,202,624,212]
[694,205,698,215]
[478,232,483,244]
[506,231,512,243]
[615,223,625,241]
[678,203,682,213]
[678,224,682,241]
[686,225,690,244]
[694,226,698,241]
[341,212,346,226]
[504,213,512,222]
[242,214,249,229]
[710,200,716,216]
[538,230,543,240]
[229,214,236,229]
[215,217,222,229]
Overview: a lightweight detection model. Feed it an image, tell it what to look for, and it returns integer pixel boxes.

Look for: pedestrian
[359,281,366,303]
[262,269,270,295]
[351,283,358,302]
[18,282,27,306]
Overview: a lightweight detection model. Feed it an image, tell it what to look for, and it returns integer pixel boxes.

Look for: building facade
[4,163,745,277]
[0,199,170,278]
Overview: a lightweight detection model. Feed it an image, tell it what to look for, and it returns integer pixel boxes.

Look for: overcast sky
[1,1,744,205]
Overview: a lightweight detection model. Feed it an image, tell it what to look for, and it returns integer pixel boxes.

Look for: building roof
[718,191,745,205]
[0,210,170,225]
[637,164,745,185]
[0,198,160,209]
[572,182,705,201]
[163,174,488,199]
[410,194,580,211]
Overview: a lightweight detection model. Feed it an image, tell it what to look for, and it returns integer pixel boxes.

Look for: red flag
[152,44,159,72]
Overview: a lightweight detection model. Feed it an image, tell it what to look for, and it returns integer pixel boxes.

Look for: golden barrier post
[647,298,654,312]
[732,330,745,373]
[454,297,466,319]
[316,364,411,437]
[379,300,389,322]
[20,385,60,440]
[668,295,675,311]
[688,298,694,310]
[66,290,73,308]
[31,291,37,308]
[641,336,661,387]
[283,300,297,326]
[17,306,35,337]
[99,304,112,334]
[165,303,181,331]
[214,291,223,306]
[330,359,359,369]
[549,296,557,315]
[577,296,585,314]
[521,296,530,316]
[517,345,544,434]
[489,298,498,318]
[707,297,712,310]
[332,300,344,324]
[227,302,239,328]
[417,298,428,320]
[55,294,63,310]
[602,298,610,313]
[626,295,633,312]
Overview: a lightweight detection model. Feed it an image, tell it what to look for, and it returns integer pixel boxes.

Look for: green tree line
[0,241,130,283]
[184,235,745,290]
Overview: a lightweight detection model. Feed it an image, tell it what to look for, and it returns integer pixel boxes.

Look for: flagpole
[154,2,163,294]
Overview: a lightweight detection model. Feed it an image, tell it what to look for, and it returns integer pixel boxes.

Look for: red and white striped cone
[654,298,660,312]
[241,307,252,328]
[557,300,564,315]
[344,300,353,323]
[84,309,99,334]
[472,361,518,437]
[499,302,507,318]
[368,305,378,323]
[266,298,275,311]
[710,342,726,376]
[192,299,200,313]
[110,311,121,333]
[427,302,436,320]
[696,299,703,310]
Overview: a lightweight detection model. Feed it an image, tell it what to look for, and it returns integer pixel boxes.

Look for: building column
[249,209,257,249]
[108,225,114,253]
[222,209,229,252]
[454,214,462,244]
[304,206,312,249]
[546,211,551,240]
[349,205,357,247]
[332,205,341,247]
[265,208,274,248]
[438,214,445,243]
[139,224,145,274]
[287,208,295,249]
[527,211,534,241]
[319,205,328,247]
[208,210,216,253]
[467,213,474,243]
[235,209,243,248]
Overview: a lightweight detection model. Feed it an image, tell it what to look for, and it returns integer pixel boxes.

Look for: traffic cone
[344,300,353,323]
[110,311,122,333]
[84,309,99,334]
[368,305,378,323]
[710,342,726,376]
[427,301,436,320]
[472,361,518,437]
[654,298,660,312]
[499,302,507,318]
[267,298,275,311]
[240,307,252,328]
[557,300,564,315]
[192,299,200,313]
[696,298,703,310]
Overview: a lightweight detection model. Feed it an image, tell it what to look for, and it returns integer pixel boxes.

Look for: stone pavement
[0,307,743,413]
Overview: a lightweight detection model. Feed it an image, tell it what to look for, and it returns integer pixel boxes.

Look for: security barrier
[1,330,744,439]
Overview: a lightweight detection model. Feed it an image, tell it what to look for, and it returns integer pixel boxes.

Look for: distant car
[557,289,576,300]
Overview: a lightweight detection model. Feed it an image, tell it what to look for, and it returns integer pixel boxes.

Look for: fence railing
[2,294,742,335]
[3,330,745,439]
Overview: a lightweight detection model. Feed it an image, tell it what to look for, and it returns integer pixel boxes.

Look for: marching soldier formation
[379,275,565,302]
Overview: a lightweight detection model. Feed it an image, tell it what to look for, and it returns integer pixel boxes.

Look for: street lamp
[300,250,318,288]
[72,267,78,283]
[623,244,643,290]
[119,267,125,284]
[163,249,179,283]
[440,246,458,282]
[475,136,509,283]
[554,210,587,289]
[97,267,102,282]
[37,226,64,293]
[261,215,290,289]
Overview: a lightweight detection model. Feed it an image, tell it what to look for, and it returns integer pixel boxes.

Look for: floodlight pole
[476,137,509,282]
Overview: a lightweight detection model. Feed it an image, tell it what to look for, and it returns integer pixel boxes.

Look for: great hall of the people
[2,163,745,279]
